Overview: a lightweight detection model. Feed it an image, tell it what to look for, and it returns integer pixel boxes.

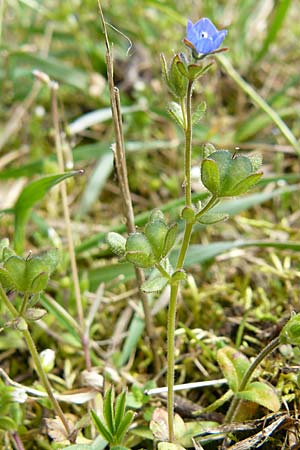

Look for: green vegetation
[1,1,300,448]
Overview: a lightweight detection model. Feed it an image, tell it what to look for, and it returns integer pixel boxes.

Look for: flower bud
[39,349,55,373]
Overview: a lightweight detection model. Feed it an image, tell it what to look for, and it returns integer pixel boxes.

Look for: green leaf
[201,158,221,195]
[221,155,253,193]
[248,154,262,172]
[39,294,81,344]
[0,416,17,431]
[4,256,26,291]
[228,172,263,196]
[197,212,228,224]
[141,275,169,293]
[29,272,49,294]
[78,153,114,217]
[192,101,206,124]
[10,51,90,92]
[280,314,300,346]
[107,233,126,257]
[38,249,59,274]
[14,171,81,254]
[103,387,115,435]
[0,239,10,261]
[144,220,168,259]
[115,410,135,443]
[237,381,280,412]
[187,62,213,80]
[217,346,250,393]
[0,268,16,290]
[255,0,292,63]
[114,391,127,430]
[167,102,184,129]
[91,410,113,443]
[126,233,156,268]
[162,223,178,257]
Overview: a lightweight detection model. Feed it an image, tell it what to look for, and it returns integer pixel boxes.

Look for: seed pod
[125,233,156,268]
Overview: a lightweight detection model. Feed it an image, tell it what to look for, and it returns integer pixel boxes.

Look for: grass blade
[217,54,300,154]
[14,171,81,254]
[255,0,292,63]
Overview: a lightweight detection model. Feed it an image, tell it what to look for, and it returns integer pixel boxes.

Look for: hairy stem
[184,81,193,207]
[167,80,195,442]
[0,285,71,438]
[22,327,71,436]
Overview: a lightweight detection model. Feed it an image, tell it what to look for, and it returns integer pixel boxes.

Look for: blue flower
[185,18,227,55]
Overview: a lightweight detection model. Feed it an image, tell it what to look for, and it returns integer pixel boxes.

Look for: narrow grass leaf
[78,153,113,217]
[68,105,145,135]
[39,294,81,343]
[14,171,80,254]
[255,0,292,63]
[217,54,300,154]
[118,312,145,367]
[0,417,17,431]
[91,410,113,443]
[10,51,89,91]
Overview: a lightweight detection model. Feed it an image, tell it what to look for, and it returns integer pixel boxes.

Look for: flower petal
[193,18,218,36]
[194,37,214,54]
[186,19,198,43]
[212,30,228,50]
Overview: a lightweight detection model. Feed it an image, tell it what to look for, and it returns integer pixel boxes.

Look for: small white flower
[11,388,28,403]
[39,349,55,373]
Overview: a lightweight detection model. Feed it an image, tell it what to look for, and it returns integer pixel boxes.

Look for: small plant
[107,16,264,445]
[0,239,72,440]
[91,388,135,450]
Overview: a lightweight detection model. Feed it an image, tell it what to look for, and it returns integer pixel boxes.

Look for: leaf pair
[91,388,134,448]
[201,150,263,197]
[107,210,177,270]
[0,241,58,296]
[217,346,280,413]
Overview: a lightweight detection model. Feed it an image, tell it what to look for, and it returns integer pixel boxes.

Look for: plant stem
[195,195,219,221]
[97,0,160,373]
[167,282,179,443]
[22,327,71,436]
[184,81,193,207]
[0,285,71,438]
[50,85,84,332]
[11,432,25,450]
[155,263,171,279]
[167,80,195,442]
[225,336,280,423]
[0,284,19,317]
[19,292,30,317]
